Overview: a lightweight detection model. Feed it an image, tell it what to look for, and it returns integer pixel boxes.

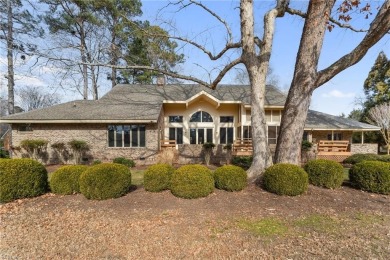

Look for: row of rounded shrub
[262,160,344,196]
[50,163,132,200]
[144,164,247,199]
[0,158,132,203]
[343,153,390,165]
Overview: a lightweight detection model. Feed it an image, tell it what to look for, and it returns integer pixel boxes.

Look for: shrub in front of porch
[343,154,381,165]
[0,158,48,203]
[113,157,135,168]
[231,156,253,170]
[263,164,308,196]
[214,165,247,191]
[144,164,175,192]
[170,165,214,199]
[349,161,390,195]
[304,159,344,189]
[49,165,88,195]
[79,163,132,200]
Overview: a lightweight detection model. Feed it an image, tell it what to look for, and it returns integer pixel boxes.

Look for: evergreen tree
[0,0,43,114]
[363,51,390,110]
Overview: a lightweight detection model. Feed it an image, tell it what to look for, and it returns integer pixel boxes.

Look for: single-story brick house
[0,84,380,164]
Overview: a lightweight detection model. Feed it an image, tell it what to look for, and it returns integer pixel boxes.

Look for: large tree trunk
[275,0,335,164]
[6,0,14,115]
[275,0,390,165]
[241,0,279,182]
[111,27,118,88]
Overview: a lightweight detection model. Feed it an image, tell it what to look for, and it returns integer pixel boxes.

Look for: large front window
[108,125,145,147]
[190,128,213,144]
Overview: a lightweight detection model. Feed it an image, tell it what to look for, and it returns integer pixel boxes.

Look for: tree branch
[287,7,369,33]
[315,1,390,88]
[188,0,234,43]
[83,57,243,90]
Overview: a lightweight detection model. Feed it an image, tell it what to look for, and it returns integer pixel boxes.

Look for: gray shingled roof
[0,84,380,131]
[0,84,285,122]
[305,110,380,130]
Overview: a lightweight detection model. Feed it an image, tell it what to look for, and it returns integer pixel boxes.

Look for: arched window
[189,111,213,122]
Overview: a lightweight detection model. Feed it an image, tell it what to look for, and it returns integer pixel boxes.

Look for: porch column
[361,131,364,144]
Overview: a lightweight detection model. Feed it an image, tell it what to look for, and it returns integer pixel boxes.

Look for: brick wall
[10,123,159,165]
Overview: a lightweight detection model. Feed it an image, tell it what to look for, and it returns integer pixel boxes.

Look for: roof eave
[0,119,158,124]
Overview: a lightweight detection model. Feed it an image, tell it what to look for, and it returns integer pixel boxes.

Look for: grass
[235,212,389,240]
[293,214,340,234]
[237,218,289,237]
[131,169,145,186]
[343,167,350,181]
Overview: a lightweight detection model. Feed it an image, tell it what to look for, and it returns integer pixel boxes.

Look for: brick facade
[10,123,159,165]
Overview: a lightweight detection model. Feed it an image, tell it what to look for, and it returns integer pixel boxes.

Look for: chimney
[156,74,166,86]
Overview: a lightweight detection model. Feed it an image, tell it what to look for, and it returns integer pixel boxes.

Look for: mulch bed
[1,178,389,259]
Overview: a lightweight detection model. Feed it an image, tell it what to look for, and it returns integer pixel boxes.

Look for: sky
[0,0,389,116]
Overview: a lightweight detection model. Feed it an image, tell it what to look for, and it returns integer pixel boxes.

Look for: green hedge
[304,159,344,189]
[214,165,247,191]
[144,164,175,192]
[170,164,214,199]
[263,163,308,196]
[349,161,390,194]
[231,156,252,170]
[113,157,135,168]
[0,158,48,203]
[49,165,88,195]
[343,153,381,164]
[79,163,132,200]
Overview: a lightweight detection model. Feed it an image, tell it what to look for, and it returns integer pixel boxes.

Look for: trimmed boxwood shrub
[79,163,132,200]
[170,164,214,199]
[49,165,88,195]
[343,153,381,165]
[144,164,175,192]
[231,156,253,170]
[349,161,390,195]
[113,157,135,168]
[214,165,247,191]
[0,158,48,203]
[304,159,344,189]
[263,163,308,196]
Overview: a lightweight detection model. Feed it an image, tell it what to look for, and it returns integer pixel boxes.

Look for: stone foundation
[351,143,378,154]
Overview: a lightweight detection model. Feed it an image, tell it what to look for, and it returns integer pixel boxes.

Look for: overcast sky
[1,0,389,116]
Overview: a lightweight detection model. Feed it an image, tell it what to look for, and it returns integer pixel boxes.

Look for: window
[327,133,343,141]
[169,116,183,123]
[220,116,234,123]
[18,124,32,132]
[190,128,213,144]
[267,126,279,144]
[189,111,213,122]
[108,125,146,147]
[243,126,252,139]
[220,127,233,144]
[265,110,282,122]
[169,127,183,144]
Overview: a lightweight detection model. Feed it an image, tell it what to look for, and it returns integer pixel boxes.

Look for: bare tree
[275,0,390,165]
[367,103,390,154]
[18,86,60,112]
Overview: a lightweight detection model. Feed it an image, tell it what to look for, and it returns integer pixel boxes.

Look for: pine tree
[363,51,390,111]
[0,0,43,114]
